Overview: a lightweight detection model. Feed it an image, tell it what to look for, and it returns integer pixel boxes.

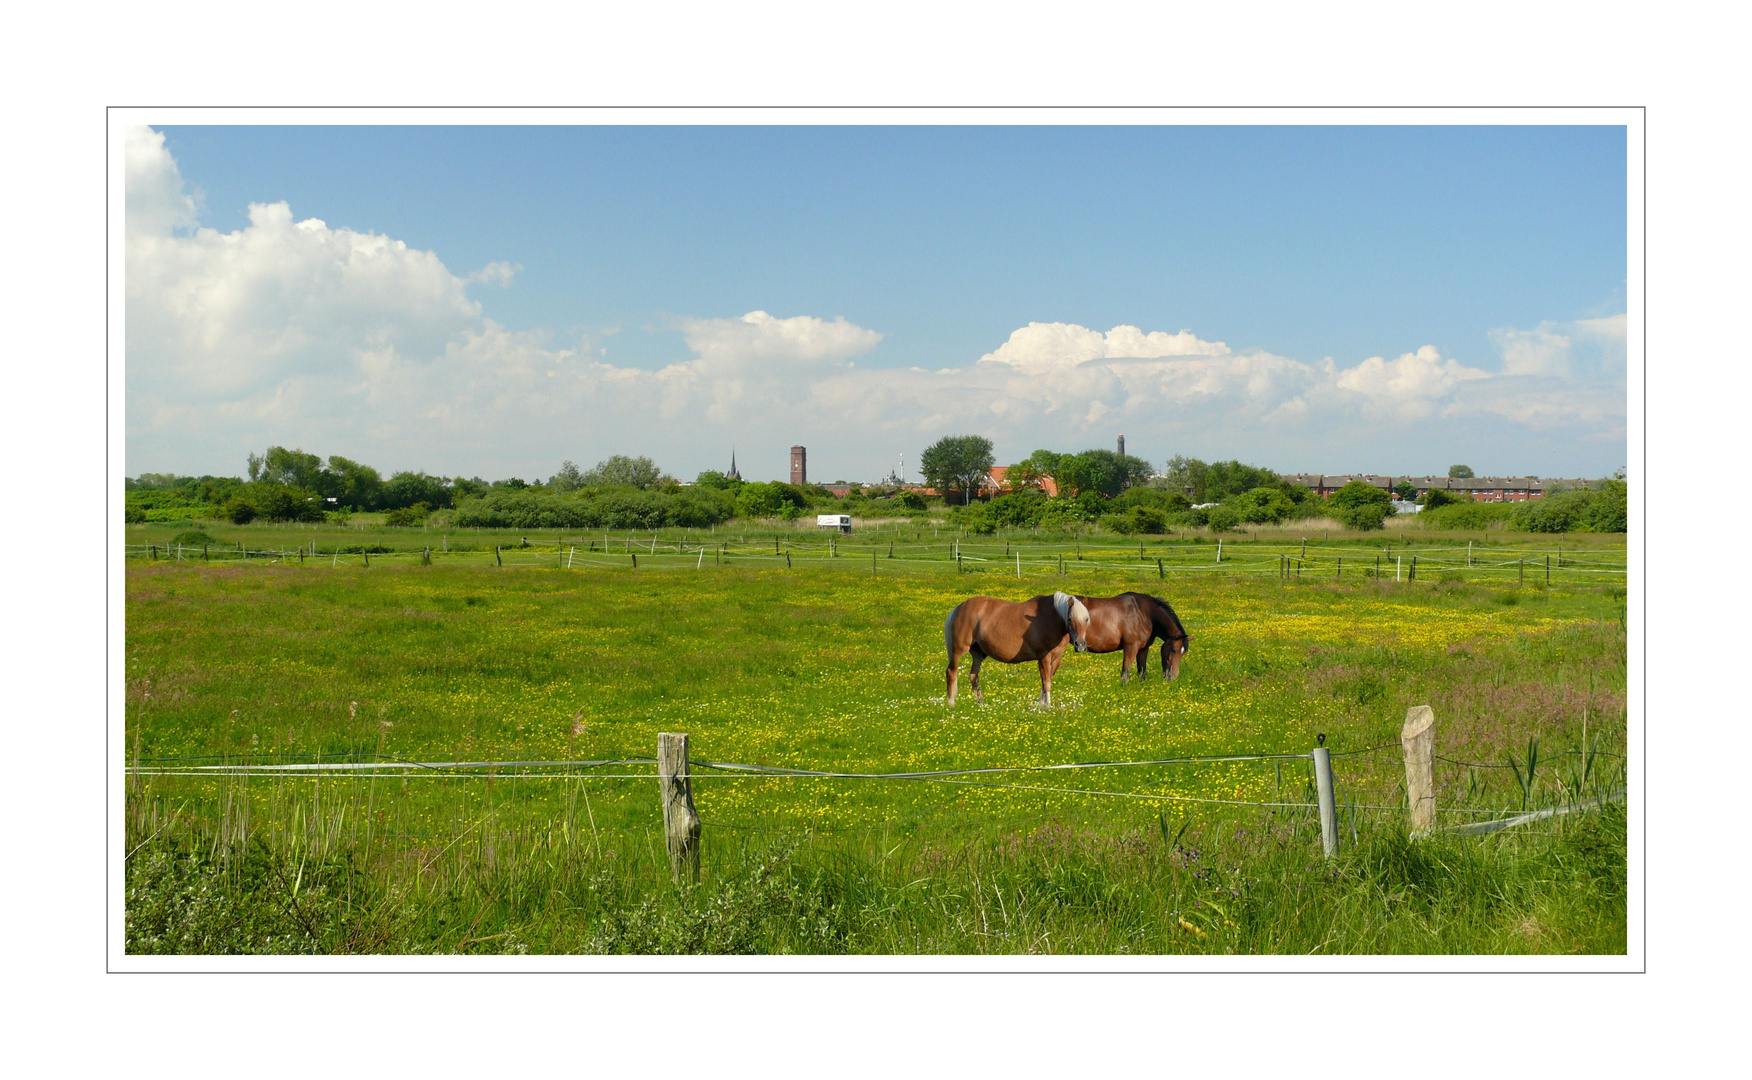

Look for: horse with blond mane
[943,591,1091,706]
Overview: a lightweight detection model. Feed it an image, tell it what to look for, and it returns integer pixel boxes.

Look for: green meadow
[124,531,1628,956]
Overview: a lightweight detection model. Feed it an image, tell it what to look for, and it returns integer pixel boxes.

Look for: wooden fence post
[1313,737,1339,859]
[422,547,431,566]
[495,546,502,567]
[1401,705,1436,834]
[658,733,701,882]
[1157,557,1164,580]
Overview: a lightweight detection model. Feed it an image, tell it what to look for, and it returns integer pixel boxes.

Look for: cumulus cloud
[978,322,1229,372]
[678,310,884,373]
[1333,345,1491,414]
[125,128,1627,481]
[466,261,523,287]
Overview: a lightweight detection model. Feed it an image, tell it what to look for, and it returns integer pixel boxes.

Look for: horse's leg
[1039,646,1065,707]
[946,643,963,706]
[1136,642,1151,682]
[1120,644,1138,684]
[969,645,987,704]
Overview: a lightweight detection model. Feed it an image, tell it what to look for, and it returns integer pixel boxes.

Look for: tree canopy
[920,435,995,505]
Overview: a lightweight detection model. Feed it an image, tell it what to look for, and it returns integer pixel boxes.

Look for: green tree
[1394,480,1417,500]
[1204,460,1280,501]
[1448,464,1475,479]
[581,455,664,489]
[224,495,257,524]
[256,447,325,490]
[1052,449,1154,499]
[549,460,586,492]
[1160,455,1210,502]
[1233,486,1295,524]
[1328,480,1394,530]
[381,471,453,510]
[920,435,995,505]
[325,456,383,510]
[693,471,743,492]
[1420,487,1467,510]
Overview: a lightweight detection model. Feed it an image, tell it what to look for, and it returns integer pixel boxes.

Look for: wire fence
[126,733,1626,833]
[123,534,1628,585]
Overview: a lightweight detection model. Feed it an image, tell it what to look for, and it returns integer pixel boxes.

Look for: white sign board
[817,514,851,528]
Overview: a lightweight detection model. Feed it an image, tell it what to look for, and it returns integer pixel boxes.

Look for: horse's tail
[944,604,959,658]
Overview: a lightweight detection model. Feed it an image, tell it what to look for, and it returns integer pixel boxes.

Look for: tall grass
[124,557,1627,955]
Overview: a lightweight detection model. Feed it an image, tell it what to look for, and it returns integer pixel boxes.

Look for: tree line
[126,442,1626,534]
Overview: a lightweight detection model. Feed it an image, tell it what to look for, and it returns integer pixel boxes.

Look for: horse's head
[1151,595,1191,681]
[1053,591,1091,653]
[1163,630,1190,680]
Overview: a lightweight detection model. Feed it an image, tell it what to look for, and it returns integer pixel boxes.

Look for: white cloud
[125,128,1628,482]
[466,261,523,287]
[125,126,197,236]
[1334,345,1491,411]
[677,310,883,374]
[977,321,1229,373]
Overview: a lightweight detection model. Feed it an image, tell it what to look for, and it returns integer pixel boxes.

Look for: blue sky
[128,124,1628,483]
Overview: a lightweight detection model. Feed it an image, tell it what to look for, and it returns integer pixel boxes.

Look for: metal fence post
[658,733,701,882]
[1313,736,1339,859]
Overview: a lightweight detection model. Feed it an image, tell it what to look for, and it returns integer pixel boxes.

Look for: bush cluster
[452,487,736,530]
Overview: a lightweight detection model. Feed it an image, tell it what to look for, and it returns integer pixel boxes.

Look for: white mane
[1052,591,1087,625]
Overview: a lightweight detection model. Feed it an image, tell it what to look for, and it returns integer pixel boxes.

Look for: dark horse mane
[1140,593,1190,644]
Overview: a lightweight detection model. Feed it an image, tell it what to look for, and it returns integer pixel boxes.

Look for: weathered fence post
[422,547,431,566]
[658,733,701,882]
[1401,705,1436,834]
[495,546,502,567]
[567,545,575,569]
[631,552,638,569]
[1545,555,1550,584]
[1157,557,1164,580]
[1519,558,1524,586]
[1313,735,1339,859]
[1216,539,1223,563]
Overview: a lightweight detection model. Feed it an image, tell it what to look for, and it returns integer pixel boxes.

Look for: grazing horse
[1074,592,1192,683]
[944,591,1091,706]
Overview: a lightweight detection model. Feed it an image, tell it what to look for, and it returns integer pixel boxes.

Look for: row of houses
[1279,474,1599,504]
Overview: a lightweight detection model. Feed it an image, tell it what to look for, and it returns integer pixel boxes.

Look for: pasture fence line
[128,705,1623,863]
[121,539,1626,587]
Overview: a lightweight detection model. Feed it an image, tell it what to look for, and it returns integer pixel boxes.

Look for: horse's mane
[1143,593,1189,642]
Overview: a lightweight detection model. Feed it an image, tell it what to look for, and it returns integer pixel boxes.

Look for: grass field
[124,533,1629,956]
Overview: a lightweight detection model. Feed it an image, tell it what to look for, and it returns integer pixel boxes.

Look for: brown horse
[1074,592,1192,683]
[944,591,1091,706]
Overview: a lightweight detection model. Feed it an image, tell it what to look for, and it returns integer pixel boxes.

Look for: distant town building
[1281,474,1597,503]
[724,449,742,482]
[1117,434,1126,458]
[790,445,807,486]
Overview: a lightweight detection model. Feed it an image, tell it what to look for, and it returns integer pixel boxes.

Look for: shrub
[170,530,215,546]
[223,496,257,525]
[1420,488,1467,510]
[1514,490,1590,533]
[1233,486,1295,524]
[383,502,431,527]
[1417,502,1516,530]
[1583,479,1627,532]
[1207,505,1241,532]
[1328,480,1394,531]
[125,506,146,524]
[1130,506,1167,534]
